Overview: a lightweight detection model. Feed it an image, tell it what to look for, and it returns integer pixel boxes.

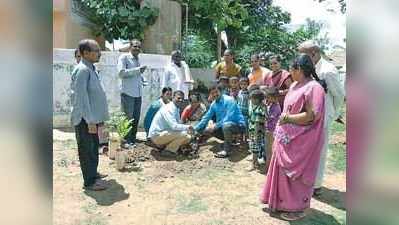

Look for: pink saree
[260,80,326,212]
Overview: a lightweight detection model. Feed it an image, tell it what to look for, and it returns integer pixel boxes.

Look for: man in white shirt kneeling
[148,90,194,157]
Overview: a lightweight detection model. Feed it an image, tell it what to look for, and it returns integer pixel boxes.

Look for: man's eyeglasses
[132,45,141,48]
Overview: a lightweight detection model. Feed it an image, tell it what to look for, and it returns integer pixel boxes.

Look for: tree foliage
[179,0,327,70]
[182,30,216,68]
[316,0,346,14]
[75,0,159,42]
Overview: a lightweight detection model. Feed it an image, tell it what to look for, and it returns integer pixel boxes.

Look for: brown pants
[151,131,191,153]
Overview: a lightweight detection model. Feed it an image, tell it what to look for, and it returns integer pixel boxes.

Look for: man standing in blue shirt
[194,84,246,158]
[117,39,147,147]
[71,39,109,191]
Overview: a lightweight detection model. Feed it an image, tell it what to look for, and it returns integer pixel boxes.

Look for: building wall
[142,0,182,54]
[53,49,214,128]
[53,11,66,48]
[53,0,105,49]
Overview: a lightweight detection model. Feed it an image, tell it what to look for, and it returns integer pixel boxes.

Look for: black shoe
[96,172,108,179]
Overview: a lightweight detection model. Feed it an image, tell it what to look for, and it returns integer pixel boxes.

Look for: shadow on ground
[290,208,343,225]
[313,187,346,210]
[261,207,342,225]
[83,179,129,206]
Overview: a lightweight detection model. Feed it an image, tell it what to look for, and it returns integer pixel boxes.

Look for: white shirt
[162,61,193,99]
[316,57,345,121]
[117,53,144,97]
[148,102,190,138]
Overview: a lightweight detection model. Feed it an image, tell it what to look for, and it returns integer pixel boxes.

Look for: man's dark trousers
[211,122,245,154]
[121,93,142,144]
[75,119,99,187]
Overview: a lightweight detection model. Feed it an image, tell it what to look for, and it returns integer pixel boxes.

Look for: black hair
[173,90,184,98]
[224,49,234,56]
[248,84,260,93]
[171,50,182,56]
[74,48,80,57]
[261,86,279,97]
[130,39,141,46]
[229,76,239,81]
[291,53,328,93]
[189,92,202,103]
[161,87,172,94]
[218,76,229,81]
[250,89,265,100]
[209,83,224,93]
[78,39,95,55]
[239,77,249,82]
[269,54,282,62]
[251,54,260,60]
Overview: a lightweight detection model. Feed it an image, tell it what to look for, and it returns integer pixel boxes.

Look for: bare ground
[53,129,346,225]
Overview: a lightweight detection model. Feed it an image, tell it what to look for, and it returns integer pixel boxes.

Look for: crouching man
[194,84,246,158]
[148,91,193,157]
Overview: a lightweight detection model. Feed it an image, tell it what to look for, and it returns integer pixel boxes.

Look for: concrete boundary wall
[53,48,214,128]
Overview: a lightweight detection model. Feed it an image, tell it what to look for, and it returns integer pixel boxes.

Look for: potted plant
[105,112,134,160]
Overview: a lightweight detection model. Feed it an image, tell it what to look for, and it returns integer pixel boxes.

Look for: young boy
[229,76,240,100]
[262,86,282,171]
[247,89,267,171]
[237,77,250,140]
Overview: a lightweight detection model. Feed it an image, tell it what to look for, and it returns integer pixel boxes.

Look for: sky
[273,0,346,50]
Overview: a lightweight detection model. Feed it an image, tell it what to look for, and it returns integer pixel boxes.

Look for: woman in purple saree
[260,54,327,221]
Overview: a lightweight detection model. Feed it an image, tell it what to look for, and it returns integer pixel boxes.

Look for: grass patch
[79,216,108,225]
[330,120,345,134]
[328,143,346,172]
[328,104,346,172]
[207,219,225,225]
[194,167,231,181]
[175,194,208,214]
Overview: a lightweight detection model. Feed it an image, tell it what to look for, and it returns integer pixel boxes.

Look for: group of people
[70,37,344,221]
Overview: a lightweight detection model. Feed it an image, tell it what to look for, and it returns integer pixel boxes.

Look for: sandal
[280,212,306,221]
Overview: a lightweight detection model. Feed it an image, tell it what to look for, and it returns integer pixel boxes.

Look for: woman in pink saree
[260,54,327,221]
[263,55,293,109]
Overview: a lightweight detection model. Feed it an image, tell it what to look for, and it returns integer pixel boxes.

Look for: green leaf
[118,6,129,17]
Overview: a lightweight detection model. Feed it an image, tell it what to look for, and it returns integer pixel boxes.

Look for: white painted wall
[53,48,214,128]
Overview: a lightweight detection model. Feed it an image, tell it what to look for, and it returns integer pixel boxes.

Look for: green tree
[178,1,326,70]
[73,0,159,42]
[182,30,216,68]
[315,0,346,14]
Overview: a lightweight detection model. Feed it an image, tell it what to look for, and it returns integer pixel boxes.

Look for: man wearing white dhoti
[298,41,345,196]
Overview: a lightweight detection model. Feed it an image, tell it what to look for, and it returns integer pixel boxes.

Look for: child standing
[237,77,250,123]
[262,86,282,171]
[229,76,240,100]
[247,89,267,171]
